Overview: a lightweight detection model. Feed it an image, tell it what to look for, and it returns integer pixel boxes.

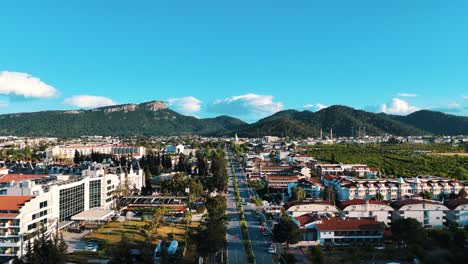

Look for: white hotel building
[391,199,448,227]
[0,165,144,261]
[322,175,466,201]
[47,144,146,160]
[338,199,393,226]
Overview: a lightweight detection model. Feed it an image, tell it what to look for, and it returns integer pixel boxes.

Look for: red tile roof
[0,174,48,183]
[391,199,443,210]
[315,218,383,231]
[322,174,339,181]
[444,199,468,210]
[295,213,322,227]
[0,213,19,219]
[338,199,388,209]
[0,196,34,211]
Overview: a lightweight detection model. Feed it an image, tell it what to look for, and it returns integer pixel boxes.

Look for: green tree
[196,196,227,258]
[272,215,301,247]
[322,187,336,204]
[292,187,306,201]
[110,234,133,264]
[309,246,324,264]
[73,149,81,164]
[391,218,426,244]
[373,192,384,201]
[422,191,433,200]
[16,228,68,264]
[452,167,468,180]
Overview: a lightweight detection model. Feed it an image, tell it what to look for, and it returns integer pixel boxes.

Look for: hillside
[0,102,466,137]
[236,106,467,137]
[0,101,247,137]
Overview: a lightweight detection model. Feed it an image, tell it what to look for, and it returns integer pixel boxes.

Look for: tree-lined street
[226,151,275,264]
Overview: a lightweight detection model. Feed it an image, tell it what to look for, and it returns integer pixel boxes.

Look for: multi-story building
[338,199,393,226]
[0,164,144,261]
[47,144,146,160]
[286,201,339,217]
[293,215,384,247]
[0,195,54,260]
[322,175,466,201]
[391,199,448,227]
[287,178,323,200]
[315,164,376,178]
[314,217,384,245]
[444,199,468,227]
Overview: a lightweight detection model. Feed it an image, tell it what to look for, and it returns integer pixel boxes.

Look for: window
[28,223,37,230]
[39,201,48,209]
[89,180,101,209]
[59,184,85,221]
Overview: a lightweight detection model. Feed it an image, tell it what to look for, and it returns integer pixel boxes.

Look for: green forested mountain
[235,106,468,137]
[393,110,468,136]
[0,102,466,137]
[0,101,247,137]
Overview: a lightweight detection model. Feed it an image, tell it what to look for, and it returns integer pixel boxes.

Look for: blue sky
[0,0,467,122]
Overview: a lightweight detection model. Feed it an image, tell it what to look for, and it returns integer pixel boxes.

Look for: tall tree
[73,150,81,164]
[272,215,301,247]
[292,187,306,201]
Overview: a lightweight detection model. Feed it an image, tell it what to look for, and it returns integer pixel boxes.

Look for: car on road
[268,245,276,254]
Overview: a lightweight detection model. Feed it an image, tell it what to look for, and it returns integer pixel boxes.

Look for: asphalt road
[226,155,248,264]
[230,158,275,264]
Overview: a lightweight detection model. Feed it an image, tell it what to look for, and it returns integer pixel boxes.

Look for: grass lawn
[79,219,200,263]
[86,220,188,246]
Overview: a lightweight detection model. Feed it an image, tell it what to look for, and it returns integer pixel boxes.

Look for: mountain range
[0,100,466,138]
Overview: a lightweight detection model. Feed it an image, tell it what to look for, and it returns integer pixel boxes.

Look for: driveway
[62,229,92,252]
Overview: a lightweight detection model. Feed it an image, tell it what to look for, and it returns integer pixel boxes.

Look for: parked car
[268,245,276,254]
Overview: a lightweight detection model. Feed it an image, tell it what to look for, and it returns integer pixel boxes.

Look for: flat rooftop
[71,209,114,221]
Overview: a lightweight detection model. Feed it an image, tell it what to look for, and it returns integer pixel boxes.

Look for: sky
[1,0,467,122]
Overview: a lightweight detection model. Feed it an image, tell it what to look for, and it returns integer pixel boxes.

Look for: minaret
[320,128,323,140]
[235,133,239,144]
[330,128,333,141]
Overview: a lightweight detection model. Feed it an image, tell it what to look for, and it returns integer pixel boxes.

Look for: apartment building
[444,199,468,227]
[391,199,448,227]
[293,215,384,247]
[286,201,339,217]
[322,175,466,201]
[0,195,54,260]
[47,144,146,159]
[338,199,393,226]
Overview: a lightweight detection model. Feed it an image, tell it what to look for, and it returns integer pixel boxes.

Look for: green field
[303,143,468,179]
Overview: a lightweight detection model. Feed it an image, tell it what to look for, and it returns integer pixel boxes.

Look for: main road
[226,153,247,264]
[227,152,275,264]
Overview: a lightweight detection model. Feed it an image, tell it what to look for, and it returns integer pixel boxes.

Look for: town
[0,134,466,264]
[2,2,468,264]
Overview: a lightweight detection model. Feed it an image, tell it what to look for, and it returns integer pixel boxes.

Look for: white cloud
[63,95,116,108]
[208,93,283,120]
[380,98,419,115]
[316,103,327,111]
[0,71,58,98]
[0,100,8,107]
[167,96,202,114]
[462,95,468,99]
[303,104,314,108]
[397,93,418,97]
